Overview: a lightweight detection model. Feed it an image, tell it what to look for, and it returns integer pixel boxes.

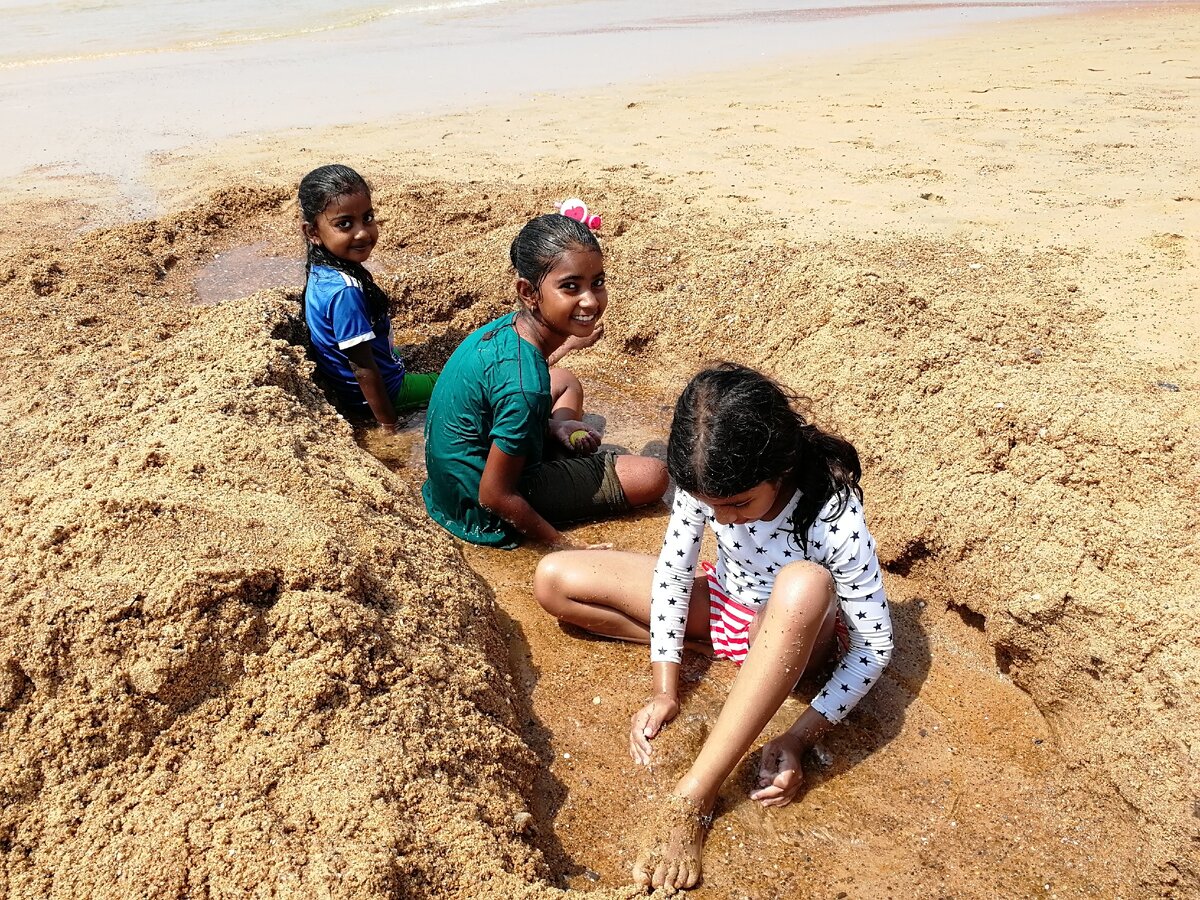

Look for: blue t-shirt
[422,312,550,547]
[304,265,405,410]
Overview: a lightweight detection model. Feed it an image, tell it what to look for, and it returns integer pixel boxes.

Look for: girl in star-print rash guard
[533,362,893,893]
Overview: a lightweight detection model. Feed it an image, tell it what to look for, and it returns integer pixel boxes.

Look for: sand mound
[1,177,1196,897]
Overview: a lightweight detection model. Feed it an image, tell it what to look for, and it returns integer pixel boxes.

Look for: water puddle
[192,240,302,305]
[360,374,673,486]
[349,366,1095,896]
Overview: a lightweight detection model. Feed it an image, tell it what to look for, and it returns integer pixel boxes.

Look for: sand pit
[3,7,1198,899]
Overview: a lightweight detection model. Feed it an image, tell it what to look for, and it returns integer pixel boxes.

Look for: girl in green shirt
[422,212,668,548]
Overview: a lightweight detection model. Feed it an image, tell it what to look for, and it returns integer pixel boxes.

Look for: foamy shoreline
[1,0,1127,220]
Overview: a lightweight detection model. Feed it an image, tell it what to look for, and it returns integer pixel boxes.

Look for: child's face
[520,247,607,339]
[303,190,378,264]
[698,479,786,527]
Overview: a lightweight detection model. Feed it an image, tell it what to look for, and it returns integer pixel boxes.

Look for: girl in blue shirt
[299,164,436,427]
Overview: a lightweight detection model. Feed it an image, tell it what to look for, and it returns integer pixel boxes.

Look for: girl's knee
[534,551,591,617]
[534,553,569,614]
[616,455,669,507]
[549,367,583,402]
[772,562,835,616]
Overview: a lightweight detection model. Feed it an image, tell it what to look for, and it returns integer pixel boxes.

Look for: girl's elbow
[477,484,509,515]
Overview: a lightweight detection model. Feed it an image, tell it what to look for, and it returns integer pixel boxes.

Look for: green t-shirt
[422,312,550,547]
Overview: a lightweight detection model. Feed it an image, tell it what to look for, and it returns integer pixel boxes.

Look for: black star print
[874,623,882,631]
[659,582,668,589]
[880,600,887,608]
[658,615,666,621]
[862,677,872,685]
[838,705,847,713]
[840,683,850,692]
[851,531,860,541]
[838,661,847,671]
[820,690,829,699]
[862,563,870,572]
[667,631,676,639]
[770,531,779,540]
[748,526,757,534]
[667,598,677,605]
[850,505,857,514]
[766,565,776,574]
[676,550,685,557]
[859,656,870,665]
[868,540,873,550]
[692,536,700,544]
[783,549,793,558]
[813,541,822,550]
[856,611,866,620]
[873,572,879,581]
[755,547,766,555]
[733,541,742,550]
[830,524,840,535]
[673,530,680,538]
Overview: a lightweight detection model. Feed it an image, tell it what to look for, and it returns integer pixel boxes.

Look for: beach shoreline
[1,1,1154,227]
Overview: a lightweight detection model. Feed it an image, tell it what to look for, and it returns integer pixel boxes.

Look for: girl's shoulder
[813,487,865,526]
[308,264,363,289]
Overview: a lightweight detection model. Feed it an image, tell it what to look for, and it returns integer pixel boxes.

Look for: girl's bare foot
[632,793,710,891]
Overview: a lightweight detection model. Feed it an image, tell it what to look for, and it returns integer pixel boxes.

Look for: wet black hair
[297,164,390,323]
[509,213,602,291]
[667,363,863,547]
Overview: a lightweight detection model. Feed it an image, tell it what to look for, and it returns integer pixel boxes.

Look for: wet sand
[1,4,1198,899]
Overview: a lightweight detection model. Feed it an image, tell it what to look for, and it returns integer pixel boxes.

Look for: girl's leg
[613,454,670,507]
[548,367,669,506]
[633,561,838,891]
[534,550,711,643]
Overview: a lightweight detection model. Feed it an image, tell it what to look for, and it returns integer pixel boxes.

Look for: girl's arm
[345,343,400,428]
[478,442,568,547]
[630,659,681,764]
[629,493,708,763]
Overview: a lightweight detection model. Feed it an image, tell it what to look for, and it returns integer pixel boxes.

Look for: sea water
[1,0,1122,201]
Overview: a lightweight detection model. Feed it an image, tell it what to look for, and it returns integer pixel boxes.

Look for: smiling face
[696,479,789,526]
[518,246,607,340]
[302,190,378,264]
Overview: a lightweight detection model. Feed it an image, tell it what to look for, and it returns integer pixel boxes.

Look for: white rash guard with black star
[649,488,894,724]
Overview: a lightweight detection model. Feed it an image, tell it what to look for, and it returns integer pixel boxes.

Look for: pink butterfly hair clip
[555,198,602,231]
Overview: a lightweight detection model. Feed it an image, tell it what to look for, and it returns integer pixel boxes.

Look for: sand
[1,5,1197,898]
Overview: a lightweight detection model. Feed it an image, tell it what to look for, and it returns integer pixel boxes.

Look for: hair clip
[555,198,602,231]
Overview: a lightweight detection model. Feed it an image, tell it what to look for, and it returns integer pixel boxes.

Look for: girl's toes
[632,857,651,888]
[665,860,682,890]
[681,859,700,889]
[652,859,670,888]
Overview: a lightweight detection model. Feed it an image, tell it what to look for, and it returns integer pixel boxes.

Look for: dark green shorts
[520,451,630,526]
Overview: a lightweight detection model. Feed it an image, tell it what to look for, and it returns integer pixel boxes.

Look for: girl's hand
[551,537,614,552]
[750,733,806,807]
[565,320,604,352]
[550,419,601,454]
[629,693,680,765]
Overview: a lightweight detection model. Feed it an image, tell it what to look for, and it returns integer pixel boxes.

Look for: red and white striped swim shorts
[702,561,849,666]
[703,561,756,664]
